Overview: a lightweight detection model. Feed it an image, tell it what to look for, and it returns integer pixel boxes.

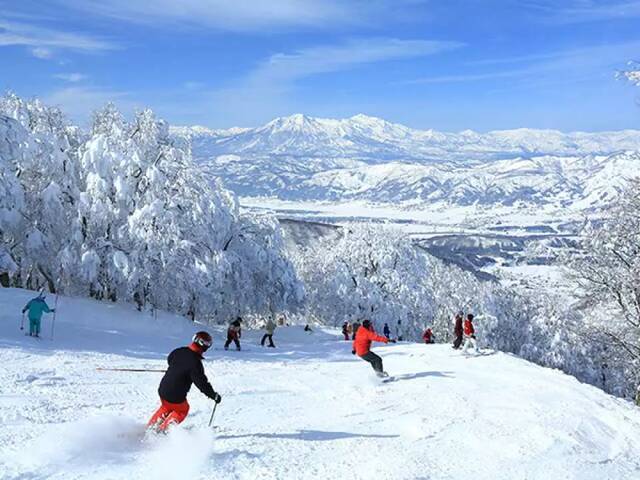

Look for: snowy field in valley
[1,288,640,480]
[240,197,575,234]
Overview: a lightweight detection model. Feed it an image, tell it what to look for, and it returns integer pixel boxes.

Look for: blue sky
[1,0,640,131]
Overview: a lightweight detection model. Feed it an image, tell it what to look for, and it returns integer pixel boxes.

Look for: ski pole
[208,402,218,428]
[51,293,59,341]
[96,367,167,373]
[20,312,25,331]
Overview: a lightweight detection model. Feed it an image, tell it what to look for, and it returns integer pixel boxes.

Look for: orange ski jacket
[353,326,388,356]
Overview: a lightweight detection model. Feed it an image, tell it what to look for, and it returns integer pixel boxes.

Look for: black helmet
[362,319,371,329]
[192,331,213,351]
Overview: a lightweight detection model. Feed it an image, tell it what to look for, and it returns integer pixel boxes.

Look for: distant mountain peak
[173,112,640,211]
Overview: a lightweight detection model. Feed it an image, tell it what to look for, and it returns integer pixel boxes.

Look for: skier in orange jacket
[352,320,395,377]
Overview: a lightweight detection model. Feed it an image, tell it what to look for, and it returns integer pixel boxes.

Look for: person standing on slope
[452,311,464,349]
[261,316,276,348]
[224,317,242,351]
[383,323,391,339]
[352,320,395,377]
[351,321,361,340]
[147,331,221,432]
[396,319,404,342]
[342,322,350,341]
[22,292,55,338]
[462,314,479,354]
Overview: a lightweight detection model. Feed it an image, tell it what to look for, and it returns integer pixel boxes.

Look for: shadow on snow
[217,429,400,441]
[391,371,455,382]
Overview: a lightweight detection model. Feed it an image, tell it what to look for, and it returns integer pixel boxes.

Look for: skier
[422,328,434,344]
[352,320,395,377]
[342,322,350,341]
[452,311,464,349]
[304,324,313,333]
[21,292,55,338]
[351,321,361,340]
[224,317,242,351]
[396,320,404,341]
[147,331,221,432]
[261,316,276,348]
[462,314,479,354]
[383,323,391,339]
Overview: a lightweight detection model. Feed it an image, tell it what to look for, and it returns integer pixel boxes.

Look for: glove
[51,309,56,313]
[389,339,397,343]
[212,392,222,404]
[351,350,356,355]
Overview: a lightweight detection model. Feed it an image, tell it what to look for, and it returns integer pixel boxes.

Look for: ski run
[2,288,640,480]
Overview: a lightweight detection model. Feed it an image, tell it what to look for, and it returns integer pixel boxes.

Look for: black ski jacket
[158,347,217,403]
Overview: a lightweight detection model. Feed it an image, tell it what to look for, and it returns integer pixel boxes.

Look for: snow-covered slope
[173,114,640,210]
[2,288,640,480]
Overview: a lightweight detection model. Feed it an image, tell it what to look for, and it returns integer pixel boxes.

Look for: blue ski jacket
[22,297,54,321]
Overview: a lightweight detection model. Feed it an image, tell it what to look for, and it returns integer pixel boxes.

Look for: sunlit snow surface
[2,287,640,480]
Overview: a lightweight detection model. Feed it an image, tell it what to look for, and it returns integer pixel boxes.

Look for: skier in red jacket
[352,320,395,377]
[422,328,434,344]
[462,314,479,354]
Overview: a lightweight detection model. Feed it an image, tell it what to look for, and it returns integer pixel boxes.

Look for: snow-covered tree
[0,94,302,323]
[618,61,640,86]
[0,94,79,292]
[568,178,640,397]
[292,223,526,344]
[293,224,438,334]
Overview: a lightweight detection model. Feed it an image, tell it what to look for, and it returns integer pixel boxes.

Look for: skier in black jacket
[147,331,221,432]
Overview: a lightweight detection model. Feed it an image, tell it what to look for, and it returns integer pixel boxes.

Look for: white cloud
[247,38,463,84]
[45,87,134,125]
[210,37,462,125]
[524,0,640,24]
[405,40,640,85]
[0,18,117,57]
[31,47,53,59]
[405,70,524,85]
[55,0,424,31]
[54,72,88,82]
[183,81,205,90]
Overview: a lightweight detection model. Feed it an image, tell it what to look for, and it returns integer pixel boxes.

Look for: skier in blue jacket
[22,293,55,337]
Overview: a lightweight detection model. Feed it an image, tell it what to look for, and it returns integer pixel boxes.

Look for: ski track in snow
[1,288,640,480]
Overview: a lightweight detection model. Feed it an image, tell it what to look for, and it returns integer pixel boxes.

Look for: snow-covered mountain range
[172,114,640,210]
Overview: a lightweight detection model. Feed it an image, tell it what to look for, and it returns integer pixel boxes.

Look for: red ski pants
[147,398,190,432]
